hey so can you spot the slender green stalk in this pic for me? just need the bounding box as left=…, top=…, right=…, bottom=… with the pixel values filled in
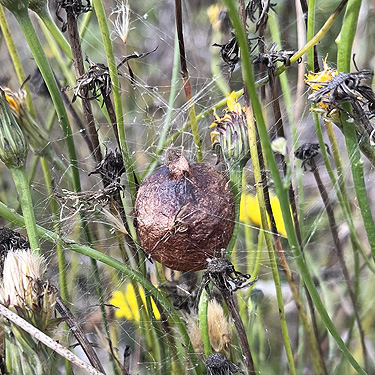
left=223, top=1, right=366, bottom=373
left=91, top=0, right=138, bottom=201
left=10, top=166, right=40, bottom=251
left=246, top=107, right=296, bottom=375
left=227, top=167, right=243, bottom=256
left=0, top=5, right=35, bottom=118
left=13, top=9, right=81, bottom=194
left=198, top=289, right=211, bottom=357
left=144, top=31, right=180, bottom=178
left=32, top=5, right=73, bottom=59
left=306, top=0, right=316, bottom=71
left=0, top=199, right=203, bottom=375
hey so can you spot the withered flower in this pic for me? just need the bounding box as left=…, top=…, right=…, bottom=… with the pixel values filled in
left=206, top=353, right=245, bottom=375
left=213, top=33, right=240, bottom=73
left=294, top=142, right=330, bottom=171
left=56, top=0, right=92, bottom=31
left=253, top=42, right=296, bottom=71
left=202, top=257, right=256, bottom=295
left=210, top=92, right=250, bottom=169
left=89, top=148, right=125, bottom=185
left=246, top=0, right=276, bottom=31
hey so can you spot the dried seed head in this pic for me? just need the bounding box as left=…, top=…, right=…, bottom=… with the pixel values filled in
left=0, top=249, right=57, bottom=332
left=135, top=148, right=235, bottom=271
left=205, top=353, right=245, bottom=374
left=208, top=299, right=232, bottom=353
left=111, top=0, right=131, bottom=44
left=0, top=227, right=29, bottom=275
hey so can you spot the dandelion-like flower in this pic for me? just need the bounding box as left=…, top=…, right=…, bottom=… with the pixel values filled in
left=111, top=0, right=131, bottom=43
left=210, top=92, right=250, bottom=168
left=110, top=283, right=160, bottom=321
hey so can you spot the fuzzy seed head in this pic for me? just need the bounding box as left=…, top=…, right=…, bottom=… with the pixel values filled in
left=111, top=0, right=131, bottom=43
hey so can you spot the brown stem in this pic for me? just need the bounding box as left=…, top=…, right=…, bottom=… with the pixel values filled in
left=66, top=11, right=102, bottom=165
left=222, top=290, right=256, bottom=374
left=56, top=297, right=106, bottom=374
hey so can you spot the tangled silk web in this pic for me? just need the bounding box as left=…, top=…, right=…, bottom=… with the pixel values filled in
left=1, top=1, right=375, bottom=374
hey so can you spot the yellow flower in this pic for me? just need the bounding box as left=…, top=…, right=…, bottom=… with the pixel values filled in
left=240, top=192, right=287, bottom=237
left=207, top=4, right=224, bottom=32
left=304, top=57, right=338, bottom=110
left=110, top=283, right=160, bottom=321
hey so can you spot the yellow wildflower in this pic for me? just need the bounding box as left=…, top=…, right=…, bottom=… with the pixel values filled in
left=304, top=57, right=338, bottom=110
left=240, top=192, right=287, bottom=237
left=110, top=283, right=160, bottom=321
left=207, top=4, right=224, bottom=32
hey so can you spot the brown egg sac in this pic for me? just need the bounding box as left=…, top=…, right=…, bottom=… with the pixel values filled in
left=134, top=149, right=235, bottom=272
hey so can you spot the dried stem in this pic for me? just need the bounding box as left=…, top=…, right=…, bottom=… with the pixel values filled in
left=175, top=0, right=202, bottom=162
left=222, top=290, right=255, bottom=374
left=66, top=11, right=102, bottom=165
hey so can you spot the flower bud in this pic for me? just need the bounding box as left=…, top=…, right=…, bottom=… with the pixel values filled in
left=0, top=89, right=28, bottom=169
left=2, top=86, right=50, bottom=156
left=210, top=92, right=250, bottom=169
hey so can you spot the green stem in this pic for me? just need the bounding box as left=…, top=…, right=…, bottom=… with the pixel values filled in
left=35, top=6, right=73, bottom=60
left=9, top=166, right=39, bottom=251
left=198, top=289, right=211, bottom=357
left=0, top=199, right=203, bottom=375
left=336, top=0, right=375, bottom=262
left=223, top=1, right=366, bottom=373
left=91, top=0, right=138, bottom=201
left=0, top=5, right=35, bottom=118
left=227, top=167, right=243, bottom=256
left=14, top=9, right=81, bottom=194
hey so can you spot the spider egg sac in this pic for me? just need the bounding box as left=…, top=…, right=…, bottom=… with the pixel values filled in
left=134, top=148, right=235, bottom=272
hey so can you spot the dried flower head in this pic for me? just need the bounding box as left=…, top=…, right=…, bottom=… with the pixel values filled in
left=246, top=0, right=276, bottom=31
left=210, top=92, right=250, bottom=168
left=111, top=0, right=131, bottom=44
left=64, top=56, right=112, bottom=102
left=253, top=42, right=297, bottom=72
left=205, top=353, right=245, bottom=375
left=213, top=33, right=240, bottom=73
left=0, top=227, right=29, bottom=275
left=208, top=299, right=232, bottom=353
left=294, top=142, right=330, bottom=171
left=202, top=257, right=256, bottom=295
left=0, top=249, right=57, bottom=332
left=89, top=148, right=125, bottom=185
left=56, top=0, right=92, bottom=32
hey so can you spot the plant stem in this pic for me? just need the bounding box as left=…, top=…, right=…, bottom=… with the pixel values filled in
left=0, top=5, right=35, bottom=117
left=175, top=0, right=202, bottom=162
left=14, top=9, right=81, bottom=194
left=10, top=166, right=39, bottom=252
left=223, top=1, right=366, bottom=373
left=198, top=289, right=211, bottom=357
left=92, top=0, right=138, bottom=202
